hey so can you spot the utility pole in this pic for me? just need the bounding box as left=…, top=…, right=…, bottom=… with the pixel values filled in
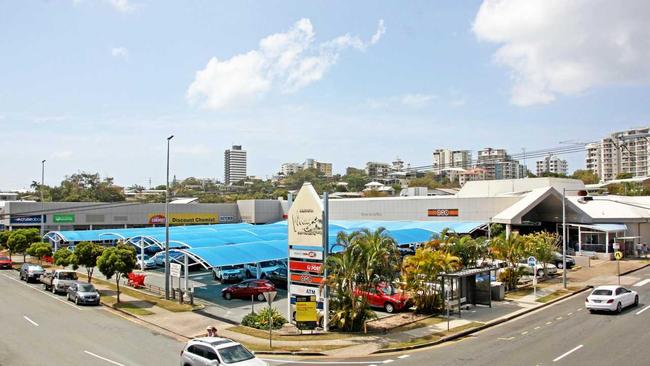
left=165, top=135, right=174, bottom=299
left=322, top=192, right=329, bottom=332
left=562, top=188, right=567, bottom=289
left=40, top=160, right=46, bottom=237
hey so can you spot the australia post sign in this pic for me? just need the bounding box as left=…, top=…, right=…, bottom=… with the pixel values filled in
left=288, top=182, right=324, bottom=248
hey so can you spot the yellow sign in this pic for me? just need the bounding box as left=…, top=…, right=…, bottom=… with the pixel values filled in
left=147, top=213, right=219, bottom=225
left=295, top=301, right=317, bottom=322
left=614, top=251, right=623, bottom=260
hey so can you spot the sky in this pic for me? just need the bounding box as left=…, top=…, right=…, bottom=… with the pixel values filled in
left=1, top=0, right=649, bottom=190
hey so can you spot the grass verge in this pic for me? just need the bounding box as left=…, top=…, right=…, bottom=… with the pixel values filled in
left=535, top=286, right=581, bottom=303
left=388, top=316, right=445, bottom=333
left=239, top=340, right=344, bottom=353
left=382, top=322, right=484, bottom=349
left=228, top=325, right=357, bottom=341
left=100, top=294, right=155, bottom=316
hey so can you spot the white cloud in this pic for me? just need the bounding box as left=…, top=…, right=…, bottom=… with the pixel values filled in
left=367, top=93, right=437, bottom=109
left=34, top=116, right=68, bottom=124
left=401, top=93, right=436, bottom=108
left=371, top=19, right=386, bottom=45
left=187, top=18, right=385, bottom=110
left=52, top=151, right=73, bottom=160
left=473, top=0, right=650, bottom=106
left=111, top=47, right=129, bottom=59
left=107, top=0, right=138, bottom=13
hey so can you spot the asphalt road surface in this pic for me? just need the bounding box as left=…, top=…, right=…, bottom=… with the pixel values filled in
left=265, top=265, right=650, bottom=366
left=0, top=270, right=184, bottom=366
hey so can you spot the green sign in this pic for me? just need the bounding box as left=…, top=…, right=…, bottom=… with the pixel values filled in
left=53, top=214, right=75, bottom=223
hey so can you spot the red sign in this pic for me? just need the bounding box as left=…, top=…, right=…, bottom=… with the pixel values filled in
left=289, top=261, right=323, bottom=274
left=290, top=273, right=324, bottom=285
left=428, top=209, right=459, bottom=217
left=148, top=214, right=166, bottom=224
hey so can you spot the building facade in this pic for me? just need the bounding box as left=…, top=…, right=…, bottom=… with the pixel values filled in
left=304, top=159, right=333, bottom=177
left=536, top=155, right=568, bottom=176
left=586, top=127, right=650, bottom=182
left=224, top=145, right=247, bottom=185
left=476, top=148, right=525, bottom=180
left=432, top=149, right=472, bottom=174
left=366, top=162, right=392, bottom=178
left=281, top=163, right=303, bottom=176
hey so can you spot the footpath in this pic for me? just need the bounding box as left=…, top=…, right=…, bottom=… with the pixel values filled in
left=10, top=256, right=650, bottom=356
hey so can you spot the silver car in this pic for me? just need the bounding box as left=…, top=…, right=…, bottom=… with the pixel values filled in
left=19, top=263, right=45, bottom=283
left=180, top=337, right=267, bottom=366
left=66, top=281, right=100, bottom=305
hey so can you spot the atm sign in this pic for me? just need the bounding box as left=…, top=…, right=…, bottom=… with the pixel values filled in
left=289, top=261, right=323, bottom=274
left=428, top=209, right=459, bottom=217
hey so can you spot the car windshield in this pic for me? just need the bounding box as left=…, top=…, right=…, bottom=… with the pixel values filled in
left=78, top=284, right=96, bottom=292
left=217, top=345, right=254, bottom=364
left=0, top=256, right=9, bottom=261
left=28, top=265, right=43, bottom=271
left=222, top=265, right=238, bottom=270
left=380, top=286, right=397, bottom=296
left=592, top=289, right=613, bottom=296
left=59, top=272, right=78, bottom=280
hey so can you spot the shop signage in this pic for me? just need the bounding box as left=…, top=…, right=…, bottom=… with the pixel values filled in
left=288, top=183, right=324, bottom=248
left=147, top=213, right=219, bottom=225
left=289, top=260, right=323, bottom=274
left=290, top=284, right=324, bottom=301
left=10, top=215, right=43, bottom=224
left=427, top=209, right=459, bottom=217
left=289, top=248, right=323, bottom=261
left=290, top=273, right=324, bottom=285
left=295, top=296, right=318, bottom=322
left=170, top=263, right=181, bottom=278
left=53, top=214, right=75, bottom=223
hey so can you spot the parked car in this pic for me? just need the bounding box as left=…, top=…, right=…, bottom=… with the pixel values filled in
left=267, top=267, right=288, bottom=289
left=586, top=285, right=639, bottom=313
left=180, top=337, right=267, bottom=366
left=398, top=247, right=415, bottom=258
left=551, top=252, right=575, bottom=269
left=0, top=256, right=12, bottom=269
left=66, top=281, right=100, bottom=305
left=19, top=263, right=45, bottom=282
left=222, top=279, right=276, bottom=301
left=214, top=265, right=246, bottom=283
left=136, top=254, right=157, bottom=270
left=152, top=251, right=183, bottom=267
left=245, top=260, right=286, bottom=279
left=354, top=283, right=411, bottom=313
left=517, top=261, right=558, bottom=277
left=40, top=269, right=78, bottom=294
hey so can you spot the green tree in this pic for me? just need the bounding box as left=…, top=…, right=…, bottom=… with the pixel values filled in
left=74, top=241, right=104, bottom=283
left=443, top=234, right=487, bottom=268
left=489, top=233, right=527, bottom=290
left=616, top=172, right=633, bottom=180
left=7, top=232, right=30, bottom=262
left=26, top=242, right=53, bottom=264
left=0, top=231, right=10, bottom=252
left=53, top=247, right=78, bottom=269
left=524, top=232, right=558, bottom=278
left=571, top=169, right=599, bottom=184
left=402, top=248, right=460, bottom=313
left=97, top=243, right=137, bottom=303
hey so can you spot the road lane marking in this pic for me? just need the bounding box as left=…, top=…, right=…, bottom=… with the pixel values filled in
left=556, top=317, right=563, bottom=320
left=636, top=305, right=650, bottom=315
left=553, top=345, right=583, bottom=362
left=1, top=273, right=85, bottom=311
left=263, top=359, right=394, bottom=365
left=546, top=321, right=552, bottom=325
left=577, top=308, right=583, bottom=311
left=23, top=316, right=39, bottom=327
left=498, top=337, right=515, bottom=341
left=83, top=351, right=125, bottom=366
left=521, top=331, right=528, bottom=335
left=397, top=355, right=410, bottom=359
left=633, top=279, right=650, bottom=287
left=534, top=326, right=541, bottom=330
left=567, top=312, right=573, bottom=316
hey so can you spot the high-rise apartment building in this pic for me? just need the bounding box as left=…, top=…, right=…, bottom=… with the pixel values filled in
left=432, top=149, right=472, bottom=174
left=224, top=145, right=247, bottom=185
left=586, top=127, right=650, bottom=182
left=304, top=159, right=333, bottom=177
left=366, top=162, right=392, bottom=178
left=536, top=155, right=568, bottom=176
left=281, top=163, right=303, bottom=176
left=476, top=147, right=525, bottom=180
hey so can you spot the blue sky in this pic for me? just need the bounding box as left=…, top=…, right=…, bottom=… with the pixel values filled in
left=1, top=0, right=648, bottom=189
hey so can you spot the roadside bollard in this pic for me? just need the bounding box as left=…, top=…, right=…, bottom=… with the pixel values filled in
left=179, top=289, right=184, bottom=304
left=189, top=287, right=194, bottom=306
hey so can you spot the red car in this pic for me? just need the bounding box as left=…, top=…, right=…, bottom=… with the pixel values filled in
left=0, top=256, right=12, bottom=270
left=222, top=279, right=276, bottom=301
left=355, top=284, right=411, bottom=313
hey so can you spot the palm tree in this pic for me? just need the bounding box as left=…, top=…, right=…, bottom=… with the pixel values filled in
left=402, top=248, right=460, bottom=313
left=489, top=233, right=527, bottom=290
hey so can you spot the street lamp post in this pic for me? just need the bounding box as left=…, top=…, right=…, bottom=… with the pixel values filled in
left=164, top=135, right=174, bottom=300
left=40, top=160, right=46, bottom=237
left=562, top=188, right=567, bottom=289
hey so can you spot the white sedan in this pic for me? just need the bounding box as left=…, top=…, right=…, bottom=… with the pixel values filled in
left=585, top=285, right=639, bottom=313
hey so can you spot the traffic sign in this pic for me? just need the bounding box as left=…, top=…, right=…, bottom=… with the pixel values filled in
left=289, top=260, right=323, bottom=274
left=263, top=291, right=277, bottom=304
left=527, top=256, right=537, bottom=267
left=170, top=263, right=181, bottom=278
left=615, top=251, right=623, bottom=260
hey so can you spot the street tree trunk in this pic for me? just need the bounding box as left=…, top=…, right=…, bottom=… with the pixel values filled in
left=87, top=268, right=94, bottom=283
left=116, top=274, right=121, bottom=303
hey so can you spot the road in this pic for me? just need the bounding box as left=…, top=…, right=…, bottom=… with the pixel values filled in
left=0, top=270, right=183, bottom=366
left=266, top=265, right=650, bottom=366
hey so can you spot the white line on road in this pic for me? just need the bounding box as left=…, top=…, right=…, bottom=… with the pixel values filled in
left=553, top=345, right=583, bottom=362
left=263, top=359, right=394, bottom=365
left=567, top=312, right=573, bottom=316
left=546, top=321, right=552, bottom=325
left=636, top=305, right=650, bottom=315
left=633, top=279, right=650, bottom=287
left=521, top=331, right=528, bottom=335
left=0, top=273, right=84, bottom=311
left=577, top=308, right=583, bottom=312
left=23, top=316, right=39, bottom=327
left=534, top=326, right=541, bottom=330
left=84, top=351, right=125, bottom=366
left=498, top=337, right=515, bottom=341
left=397, top=355, right=410, bottom=359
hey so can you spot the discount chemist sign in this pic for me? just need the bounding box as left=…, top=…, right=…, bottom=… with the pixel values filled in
left=147, top=213, right=219, bottom=225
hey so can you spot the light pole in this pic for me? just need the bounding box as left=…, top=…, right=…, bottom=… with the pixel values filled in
left=164, top=135, right=174, bottom=300
left=562, top=188, right=567, bottom=289
left=40, top=160, right=46, bottom=237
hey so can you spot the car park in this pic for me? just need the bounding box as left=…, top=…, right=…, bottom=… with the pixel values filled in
left=221, top=279, right=276, bottom=301
left=0, top=256, right=13, bottom=269
left=354, top=283, right=411, bottom=313
left=214, top=265, right=246, bottom=283
left=136, top=254, right=157, bottom=269
left=19, top=263, right=45, bottom=282
left=67, top=281, right=100, bottom=305
left=180, top=337, right=267, bottom=366
left=586, top=285, right=639, bottom=313
left=551, top=252, right=575, bottom=269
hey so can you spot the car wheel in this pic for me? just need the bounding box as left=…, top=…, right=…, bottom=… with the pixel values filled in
left=67, top=293, right=71, bottom=301
left=52, top=286, right=57, bottom=294
left=260, top=273, right=266, bottom=279
left=257, top=293, right=265, bottom=302
left=384, top=302, right=395, bottom=313
left=43, top=284, right=48, bottom=291
left=292, top=311, right=296, bottom=321
left=589, top=309, right=595, bottom=314
left=245, top=270, right=252, bottom=278
left=536, top=269, right=544, bottom=278
left=634, top=295, right=639, bottom=307
left=75, top=297, right=80, bottom=305
left=224, top=292, right=232, bottom=300
left=557, top=262, right=563, bottom=269
left=616, top=302, right=622, bottom=313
